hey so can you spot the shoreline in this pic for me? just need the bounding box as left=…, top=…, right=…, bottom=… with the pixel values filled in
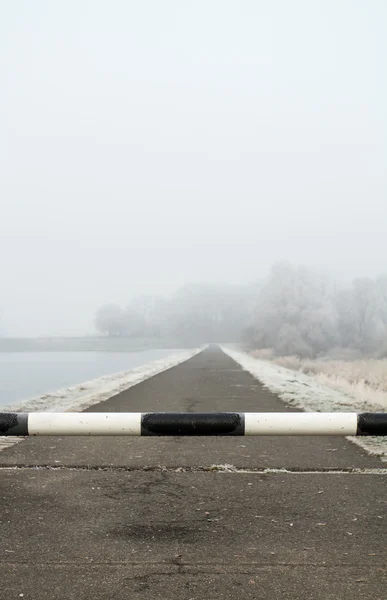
left=0, top=336, right=192, bottom=353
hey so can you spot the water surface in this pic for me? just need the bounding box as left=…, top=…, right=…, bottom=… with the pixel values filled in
left=0, top=350, right=175, bottom=407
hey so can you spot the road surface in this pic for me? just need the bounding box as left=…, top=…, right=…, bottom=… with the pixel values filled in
left=0, top=347, right=385, bottom=599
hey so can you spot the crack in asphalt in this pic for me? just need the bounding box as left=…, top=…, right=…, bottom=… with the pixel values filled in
left=0, top=464, right=387, bottom=474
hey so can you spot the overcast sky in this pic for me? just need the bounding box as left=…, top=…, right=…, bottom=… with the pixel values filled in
left=1, top=0, right=386, bottom=336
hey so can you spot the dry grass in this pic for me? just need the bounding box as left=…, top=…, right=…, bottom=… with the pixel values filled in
left=258, top=353, right=387, bottom=411
left=273, top=356, right=387, bottom=389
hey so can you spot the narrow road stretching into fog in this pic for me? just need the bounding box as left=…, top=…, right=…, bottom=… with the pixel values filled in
left=0, top=347, right=385, bottom=599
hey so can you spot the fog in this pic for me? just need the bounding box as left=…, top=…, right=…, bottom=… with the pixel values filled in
left=92, top=267, right=387, bottom=358
left=1, top=1, right=386, bottom=337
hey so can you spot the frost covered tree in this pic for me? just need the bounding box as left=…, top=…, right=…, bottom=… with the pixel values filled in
left=128, top=295, right=168, bottom=337
left=93, top=266, right=387, bottom=354
left=94, top=304, right=126, bottom=336
left=248, top=263, right=338, bottom=357
left=335, top=277, right=387, bottom=354
left=246, top=263, right=387, bottom=357
left=167, top=283, right=254, bottom=343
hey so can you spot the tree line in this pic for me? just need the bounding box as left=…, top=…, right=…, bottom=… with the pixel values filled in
left=95, top=283, right=258, bottom=346
left=95, top=263, right=387, bottom=358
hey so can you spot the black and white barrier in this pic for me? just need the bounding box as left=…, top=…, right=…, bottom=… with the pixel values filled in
left=1, top=412, right=387, bottom=436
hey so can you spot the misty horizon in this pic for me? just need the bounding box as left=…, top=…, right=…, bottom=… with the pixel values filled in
left=1, top=1, right=386, bottom=337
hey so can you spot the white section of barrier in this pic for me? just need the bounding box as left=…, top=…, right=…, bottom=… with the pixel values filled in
left=25, top=412, right=361, bottom=436
left=28, top=412, right=142, bottom=436
left=244, top=412, right=358, bottom=436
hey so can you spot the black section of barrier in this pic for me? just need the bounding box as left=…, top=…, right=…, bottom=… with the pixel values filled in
left=0, top=413, right=28, bottom=436
left=141, top=412, right=245, bottom=436
left=357, top=413, right=387, bottom=436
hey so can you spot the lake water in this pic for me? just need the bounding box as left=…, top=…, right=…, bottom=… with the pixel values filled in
left=0, top=350, right=176, bottom=408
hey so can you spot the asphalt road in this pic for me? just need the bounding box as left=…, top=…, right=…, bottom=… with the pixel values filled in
left=0, top=346, right=386, bottom=599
